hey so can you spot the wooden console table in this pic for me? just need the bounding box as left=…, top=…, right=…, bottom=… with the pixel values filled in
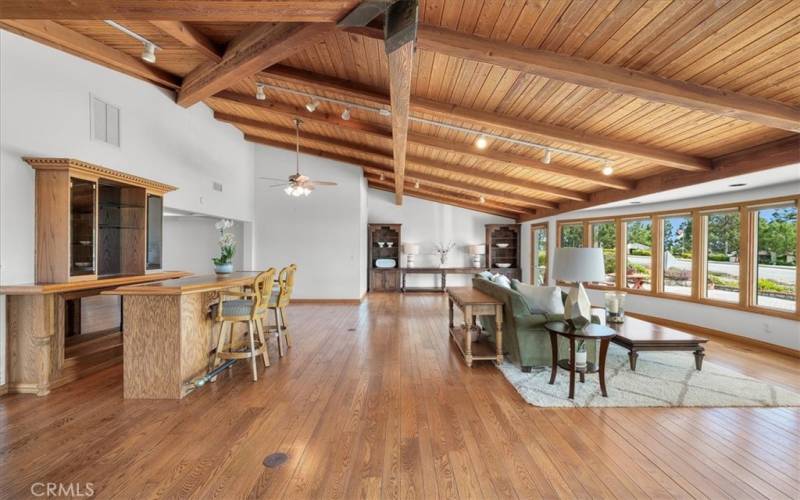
left=402, top=267, right=483, bottom=292
left=446, top=287, right=503, bottom=367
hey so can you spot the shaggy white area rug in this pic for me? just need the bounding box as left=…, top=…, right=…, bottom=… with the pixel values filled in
left=498, top=344, right=800, bottom=408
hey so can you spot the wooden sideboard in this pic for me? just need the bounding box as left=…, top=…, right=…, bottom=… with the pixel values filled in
left=401, top=267, right=485, bottom=292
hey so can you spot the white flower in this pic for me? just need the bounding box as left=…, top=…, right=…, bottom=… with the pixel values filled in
left=219, top=233, right=235, bottom=247
left=215, top=219, right=234, bottom=230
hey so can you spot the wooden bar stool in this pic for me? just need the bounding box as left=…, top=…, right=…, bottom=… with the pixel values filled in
left=267, top=264, right=296, bottom=357
left=210, top=268, right=275, bottom=381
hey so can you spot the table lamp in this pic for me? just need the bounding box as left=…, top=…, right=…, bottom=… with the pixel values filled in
left=553, top=247, right=605, bottom=329
left=468, top=244, right=485, bottom=268
left=403, top=243, right=420, bottom=268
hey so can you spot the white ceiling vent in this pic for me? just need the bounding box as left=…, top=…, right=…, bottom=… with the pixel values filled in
left=90, top=95, right=120, bottom=147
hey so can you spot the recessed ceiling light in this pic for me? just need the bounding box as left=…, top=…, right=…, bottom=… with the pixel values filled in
left=729, top=183, right=747, bottom=187
left=255, top=83, right=266, bottom=101
left=141, top=42, right=156, bottom=63
left=475, top=135, right=488, bottom=149
left=305, top=100, right=320, bottom=112
left=542, top=149, right=552, bottom=164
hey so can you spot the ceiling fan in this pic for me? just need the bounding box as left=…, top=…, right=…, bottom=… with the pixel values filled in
left=258, top=118, right=337, bottom=197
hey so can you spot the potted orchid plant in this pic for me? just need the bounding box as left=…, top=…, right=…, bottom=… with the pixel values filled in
left=212, top=219, right=236, bottom=275
left=434, top=241, right=456, bottom=268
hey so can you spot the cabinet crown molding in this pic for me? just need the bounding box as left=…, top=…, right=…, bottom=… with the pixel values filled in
left=23, top=157, right=178, bottom=195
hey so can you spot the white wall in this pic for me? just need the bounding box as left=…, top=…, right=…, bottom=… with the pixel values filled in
left=0, top=31, right=256, bottom=384
left=162, top=217, right=245, bottom=275
left=368, top=190, right=514, bottom=287
left=522, top=182, right=800, bottom=350
left=252, top=144, right=366, bottom=300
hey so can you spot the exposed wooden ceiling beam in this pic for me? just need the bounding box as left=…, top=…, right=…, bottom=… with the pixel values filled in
left=352, top=24, right=800, bottom=133
left=215, top=111, right=558, bottom=209
left=150, top=21, right=223, bottom=63
left=216, top=111, right=578, bottom=202
left=211, top=91, right=627, bottom=191
left=418, top=25, right=800, bottom=133
left=259, top=64, right=710, bottom=172
left=0, top=1, right=359, bottom=21
left=368, top=179, right=521, bottom=219
left=178, top=22, right=333, bottom=107
left=384, top=0, right=418, bottom=206
left=243, top=133, right=525, bottom=218
left=521, top=135, right=800, bottom=221
left=0, top=20, right=181, bottom=89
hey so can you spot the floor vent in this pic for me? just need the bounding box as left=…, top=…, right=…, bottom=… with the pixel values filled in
left=263, top=453, right=288, bottom=468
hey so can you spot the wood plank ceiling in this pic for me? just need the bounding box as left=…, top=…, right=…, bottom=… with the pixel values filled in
left=1, top=0, right=798, bottom=220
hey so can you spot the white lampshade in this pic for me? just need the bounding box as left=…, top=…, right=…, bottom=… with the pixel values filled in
left=403, top=243, right=420, bottom=255
left=468, top=244, right=486, bottom=256
left=553, top=247, right=605, bottom=283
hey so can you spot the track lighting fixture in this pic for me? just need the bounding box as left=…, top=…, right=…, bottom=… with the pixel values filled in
left=341, top=108, right=351, bottom=120
left=379, top=173, right=385, bottom=181
left=543, top=149, right=551, bottom=165
left=141, top=42, right=157, bottom=63
left=255, top=83, right=266, bottom=101
left=602, top=162, right=614, bottom=176
left=475, top=135, right=488, bottom=149
left=479, top=195, right=486, bottom=204
left=379, top=108, right=391, bottom=117
left=305, top=100, right=320, bottom=112
left=414, top=180, right=420, bottom=189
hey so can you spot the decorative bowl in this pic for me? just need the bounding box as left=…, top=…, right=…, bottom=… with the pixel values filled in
left=377, top=241, right=385, bottom=248
left=496, top=263, right=512, bottom=268
left=496, top=243, right=510, bottom=248
left=375, top=258, right=397, bottom=268
left=386, top=242, right=394, bottom=248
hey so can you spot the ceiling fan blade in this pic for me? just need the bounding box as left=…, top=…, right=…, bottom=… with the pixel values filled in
left=258, top=177, right=289, bottom=182
left=269, top=183, right=289, bottom=188
left=309, top=181, right=338, bottom=186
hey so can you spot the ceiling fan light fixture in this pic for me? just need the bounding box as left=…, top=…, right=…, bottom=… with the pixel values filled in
left=141, top=42, right=157, bottom=63
left=305, top=100, right=320, bottom=112
left=475, top=135, right=488, bottom=149
left=341, top=108, right=351, bottom=120
left=255, top=82, right=266, bottom=101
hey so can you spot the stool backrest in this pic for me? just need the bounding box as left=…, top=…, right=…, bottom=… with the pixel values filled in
left=253, top=268, right=277, bottom=312
left=275, top=264, right=297, bottom=308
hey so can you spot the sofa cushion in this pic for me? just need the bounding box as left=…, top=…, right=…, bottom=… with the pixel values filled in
left=210, top=299, right=266, bottom=318
left=511, top=280, right=564, bottom=315
left=493, top=274, right=512, bottom=289
left=477, top=270, right=493, bottom=280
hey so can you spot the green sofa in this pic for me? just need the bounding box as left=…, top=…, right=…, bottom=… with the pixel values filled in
left=472, top=275, right=598, bottom=371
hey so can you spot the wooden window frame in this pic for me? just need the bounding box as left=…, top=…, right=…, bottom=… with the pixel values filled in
left=552, top=195, right=798, bottom=321
left=530, top=223, right=549, bottom=286
left=587, top=219, right=617, bottom=289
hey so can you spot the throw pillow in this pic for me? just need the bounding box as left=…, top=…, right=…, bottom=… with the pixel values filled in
left=511, top=280, right=564, bottom=315
left=477, top=270, right=493, bottom=280
left=493, top=274, right=512, bottom=289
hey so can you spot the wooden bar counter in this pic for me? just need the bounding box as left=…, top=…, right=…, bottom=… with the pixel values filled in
left=105, top=272, right=260, bottom=399
left=1, top=271, right=189, bottom=395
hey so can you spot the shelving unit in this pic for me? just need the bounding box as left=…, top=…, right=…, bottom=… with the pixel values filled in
left=486, top=224, right=521, bottom=280
left=368, top=223, right=401, bottom=291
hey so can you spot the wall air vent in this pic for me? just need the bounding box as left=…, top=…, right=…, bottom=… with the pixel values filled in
left=90, top=95, right=120, bottom=147
left=212, top=182, right=223, bottom=192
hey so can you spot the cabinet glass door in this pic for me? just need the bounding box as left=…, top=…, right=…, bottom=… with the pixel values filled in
left=146, top=194, right=163, bottom=270
left=70, top=178, right=96, bottom=276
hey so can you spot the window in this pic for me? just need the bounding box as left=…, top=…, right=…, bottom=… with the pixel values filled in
left=590, top=221, right=616, bottom=286
left=704, top=211, right=740, bottom=303
left=531, top=224, right=548, bottom=285
left=662, top=214, right=693, bottom=295
left=560, top=223, right=583, bottom=248
left=624, top=218, right=652, bottom=291
left=754, top=205, right=796, bottom=312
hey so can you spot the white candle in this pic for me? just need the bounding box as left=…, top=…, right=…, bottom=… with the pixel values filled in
left=608, top=298, right=619, bottom=314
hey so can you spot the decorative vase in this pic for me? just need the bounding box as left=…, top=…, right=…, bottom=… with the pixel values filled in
left=575, top=350, right=587, bottom=369
left=214, top=262, right=233, bottom=275
left=604, top=291, right=626, bottom=323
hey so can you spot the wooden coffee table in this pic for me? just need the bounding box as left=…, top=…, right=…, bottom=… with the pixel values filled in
left=545, top=322, right=616, bottom=399
left=608, top=316, right=708, bottom=371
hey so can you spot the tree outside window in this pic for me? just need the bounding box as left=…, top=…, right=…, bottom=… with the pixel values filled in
left=755, top=206, right=796, bottom=311
left=590, top=221, right=616, bottom=285
left=560, top=223, right=583, bottom=248
left=705, top=211, right=740, bottom=302
left=625, top=219, right=652, bottom=290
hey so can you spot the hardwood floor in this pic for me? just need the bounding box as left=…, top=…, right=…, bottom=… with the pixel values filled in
left=1, top=293, right=798, bottom=499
